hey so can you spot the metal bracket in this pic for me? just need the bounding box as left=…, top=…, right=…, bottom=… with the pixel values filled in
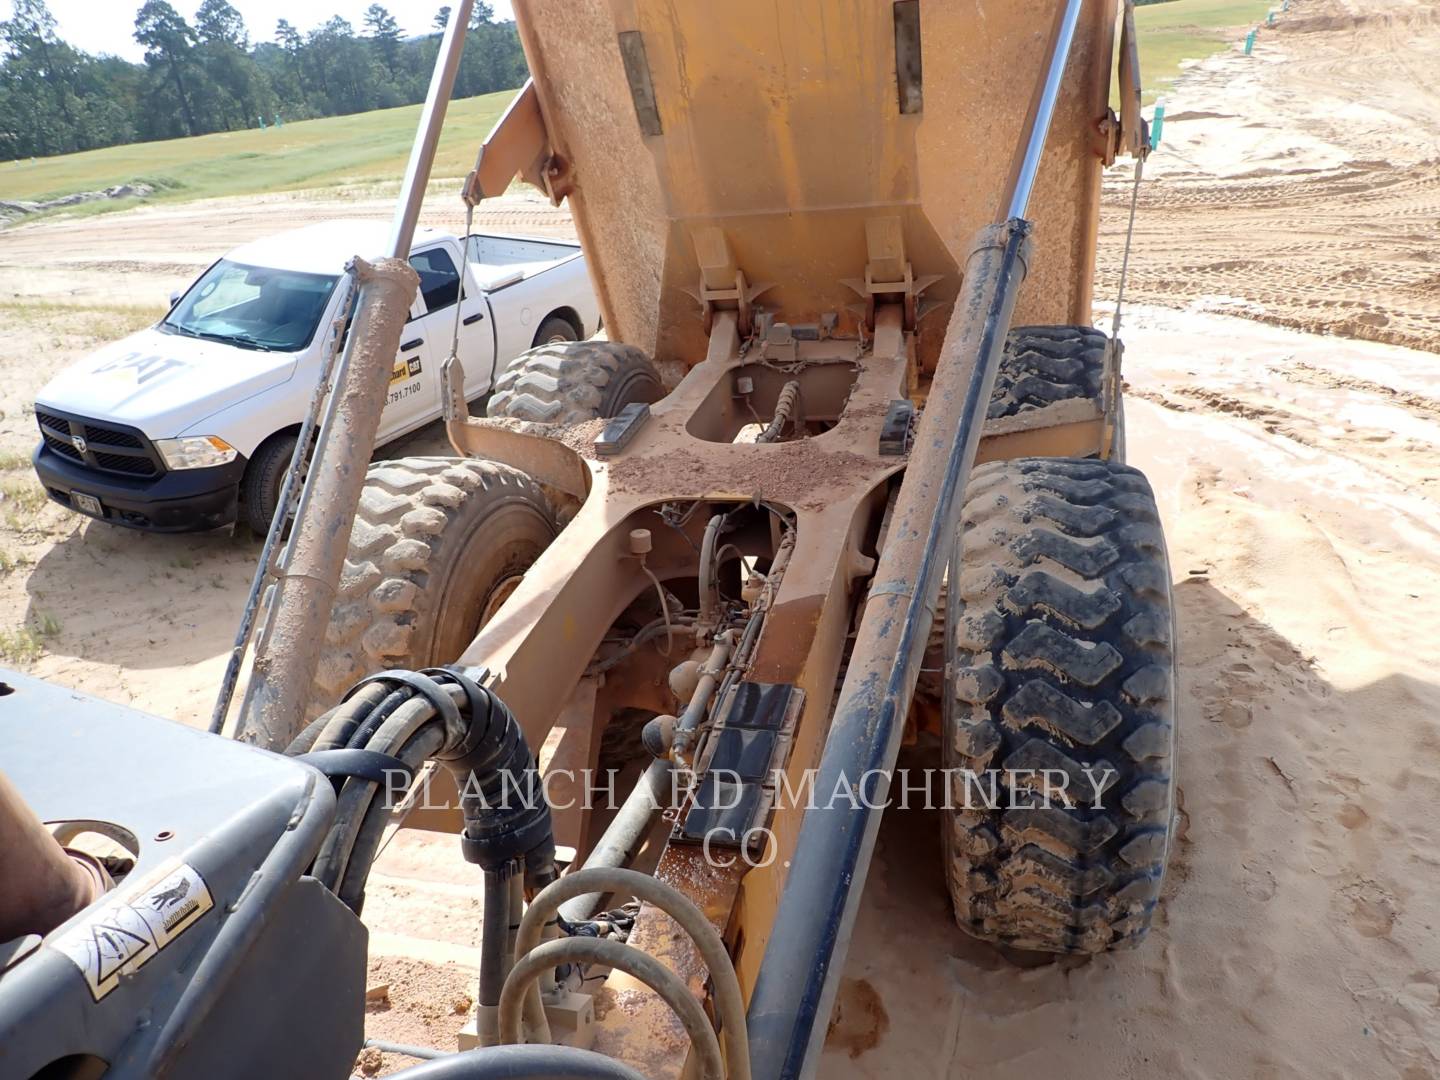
left=464, top=79, right=555, bottom=205
left=441, top=354, right=469, bottom=424
left=594, top=403, right=651, bottom=456
left=690, top=227, right=774, bottom=337
left=879, top=399, right=916, bottom=456
left=841, top=216, right=943, bottom=332
left=1111, top=0, right=1150, bottom=164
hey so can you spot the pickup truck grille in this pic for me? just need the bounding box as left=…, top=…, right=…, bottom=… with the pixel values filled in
left=35, top=408, right=163, bottom=479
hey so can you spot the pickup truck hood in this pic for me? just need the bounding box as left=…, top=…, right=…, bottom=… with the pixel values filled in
left=35, top=327, right=298, bottom=438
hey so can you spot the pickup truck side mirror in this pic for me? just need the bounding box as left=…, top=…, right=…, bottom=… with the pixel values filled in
left=169, top=289, right=181, bottom=308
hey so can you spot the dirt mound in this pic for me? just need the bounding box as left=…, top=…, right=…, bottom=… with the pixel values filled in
left=0, top=183, right=155, bottom=223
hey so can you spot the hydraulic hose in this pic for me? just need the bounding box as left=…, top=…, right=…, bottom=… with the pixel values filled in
left=310, top=681, right=392, bottom=751
left=294, top=668, right=561, bottom=1057
left=500, top=938, right=725, bottom=1080
left=510, top=867, right=749, bottom=1080
left=478, top=864, right=514, bottom=1046
left=284, top=710, right=335, bottom=756
left=336, top=723, right=447, bottom=912
left=313, top=690, right=451, bottom=892
left=756, top=380, right=801, bottom=443
left=698, top=513, right=725, bottom=626
left=671, top=633, right=735, bottom=759
left=426, top=675, right=555, bottom=881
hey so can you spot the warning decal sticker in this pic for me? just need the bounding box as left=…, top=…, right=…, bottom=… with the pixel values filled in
left=47, top=858, right=214, bottom=1001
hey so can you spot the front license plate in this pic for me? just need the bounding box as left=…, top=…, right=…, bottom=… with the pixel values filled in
left=72, top=492, right=103, bottom=517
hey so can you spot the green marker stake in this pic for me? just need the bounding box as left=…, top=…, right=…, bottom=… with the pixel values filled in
left=1151, top=99, right=1166, bottom=150
left=1267, top=10, right=1276, bottom=25
left=1246, top=28, right=1258, bottom=54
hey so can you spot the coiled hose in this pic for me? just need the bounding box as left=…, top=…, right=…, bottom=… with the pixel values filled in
left=500, top=867, right=750, bottom=1080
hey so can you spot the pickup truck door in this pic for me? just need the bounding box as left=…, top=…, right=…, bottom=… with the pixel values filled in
left=407, top=244, right=496, bottom=417
left=377, top=288, right=434, bottom=440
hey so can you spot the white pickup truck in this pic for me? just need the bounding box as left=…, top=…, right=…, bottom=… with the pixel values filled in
left=31, top=220, right=597, bottom=532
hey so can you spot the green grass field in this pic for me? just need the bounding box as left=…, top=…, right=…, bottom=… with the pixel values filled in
left=1133, top=0, right=1278, bottom=103
left=0, top=89, right=513, bottom=210
left=0, top=3, right=1279, bottom=213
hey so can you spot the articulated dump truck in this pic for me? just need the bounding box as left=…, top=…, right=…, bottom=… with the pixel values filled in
left=0, top=2, right=1167, bottom=1078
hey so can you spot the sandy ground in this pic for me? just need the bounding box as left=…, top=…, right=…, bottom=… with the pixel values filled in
left=3, top=1, right=1439, bottom=1076
left=0, top=184, right=568, bottom=724
left=1097, top=0, right=1440, bottom=354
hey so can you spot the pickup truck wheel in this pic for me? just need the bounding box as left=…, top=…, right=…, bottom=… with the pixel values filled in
left=239, top=432, right=299, bottom=535
left=308, top=457, right=556, bottom=718
left=533, top=315, right=579, bottom=346
left=943, top=456, right=1176, bottom=954
left=486, top=341, right=664, bottom=425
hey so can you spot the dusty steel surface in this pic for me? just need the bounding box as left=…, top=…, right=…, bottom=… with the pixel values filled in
left=510, top=0, right=1118, bottom=370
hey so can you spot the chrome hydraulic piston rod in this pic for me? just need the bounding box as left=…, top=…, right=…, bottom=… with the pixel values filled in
left=744, top=1, right=1086, bottom=1074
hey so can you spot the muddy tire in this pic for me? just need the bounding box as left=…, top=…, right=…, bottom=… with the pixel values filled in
left=308, top=457, right=556, bottom=718
left=943, top=456, right=1176, bottom=954
left=486, top=341, right=664, bottom=425
left=988, top=325, right=1107, bottom=421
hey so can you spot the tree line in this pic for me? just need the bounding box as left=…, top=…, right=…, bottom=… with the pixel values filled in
left=0, top=0, right=528, bottom=161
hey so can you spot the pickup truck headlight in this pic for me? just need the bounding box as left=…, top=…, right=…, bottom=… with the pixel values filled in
left=155, top=436, right=238, bottom=470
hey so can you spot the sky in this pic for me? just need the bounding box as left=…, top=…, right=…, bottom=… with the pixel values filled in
left=45, top=0, right=517, bottom=63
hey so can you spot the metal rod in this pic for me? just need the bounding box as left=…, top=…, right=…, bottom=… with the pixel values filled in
left=556, top=758, right=673, bottom=924
left=745, top=224, right=1032, bottom=1080
left=362, top=1040, right=446, bottom=1061
left=1006, top=0, right=1086, bottom=220
left=231, top=4, right=475, bottom=750
left=232, top=261, right=418, bottom=750
left=389, top=0, right=477, bottom=259
left=209, top=274, right=357, bottom=734
left=746, top=11, right=1085, bottom=1070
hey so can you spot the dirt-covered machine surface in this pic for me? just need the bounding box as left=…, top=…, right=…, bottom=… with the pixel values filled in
left=0, top=2, right=1170, bottom=1078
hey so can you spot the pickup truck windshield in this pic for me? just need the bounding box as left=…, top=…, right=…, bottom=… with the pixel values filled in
left=162, top=260, right=340, bottom=353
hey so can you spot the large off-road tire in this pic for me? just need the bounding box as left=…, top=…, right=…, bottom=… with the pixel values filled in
left=308, top=457, right=556, bottom=717
left=943, top=456, right=1175, bottom=954
left=987, top=325, right=1106, bottom=421
left=487, top=341, right=664, bottom=425
left=985, top=324, right=1125, bottom=463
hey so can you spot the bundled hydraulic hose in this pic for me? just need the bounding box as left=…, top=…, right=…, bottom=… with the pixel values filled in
left=434, top=671, right=556, bottom=888
left=290, top=667, right=556, bottom=915
left=293, top=667, right=560, bottom=1047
